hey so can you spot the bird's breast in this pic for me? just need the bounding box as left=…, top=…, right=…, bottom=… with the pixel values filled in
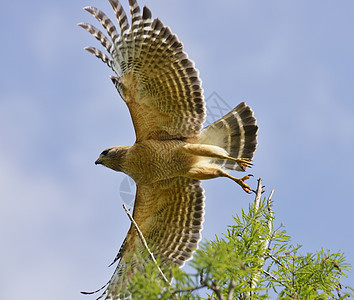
left=123, top=140, right=195, bottom=185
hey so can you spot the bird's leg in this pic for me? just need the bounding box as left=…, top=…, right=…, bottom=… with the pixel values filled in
left=186, top=164, right=252, bottom=194
left=182, top=144, right=252, bottom=170
left=227, top=157, right=252, bottom=171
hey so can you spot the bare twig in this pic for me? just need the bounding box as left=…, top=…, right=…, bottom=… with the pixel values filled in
left=122, top=204, right=173, bottom=290
left=267, top=190, right=274, bottom=207
left=254, top=178, right=265, bottom=210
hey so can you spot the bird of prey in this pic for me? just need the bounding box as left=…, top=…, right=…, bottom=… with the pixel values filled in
left=79, top=0, right=258, bottom=298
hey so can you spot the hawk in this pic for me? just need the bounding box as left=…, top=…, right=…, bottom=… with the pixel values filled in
left=79, top=0, right=258, bottom=298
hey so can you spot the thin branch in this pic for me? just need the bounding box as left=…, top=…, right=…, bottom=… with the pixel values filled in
left=248, top=180, right=275, bottom=300
left=172, top=284, right=207, bottom=295
left=227, top=279, right=237, bottom=300
left=262, top=269, right=289, bottom=289
left=247, top=178, right=266, bottom=299
left=267, top=253, right=286, bottom=269
left=267, top=190, right=274, bottom=207
left=122, top=204, right=173, bottom=291
left=263, top=189, right=274, bottom=252
left=210, top=281, right=225, bottom=300
left=254, top=178, right=265, bottom=210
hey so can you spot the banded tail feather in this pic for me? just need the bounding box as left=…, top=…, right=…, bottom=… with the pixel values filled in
left=198, top=102, right=258, bottom=171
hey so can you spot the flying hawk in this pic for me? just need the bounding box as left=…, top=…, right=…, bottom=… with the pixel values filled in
left=79, top=0, right=258, bottom=298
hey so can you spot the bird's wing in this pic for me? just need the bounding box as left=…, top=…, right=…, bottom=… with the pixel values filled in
left=102, top=176, right=205, bottom=298
left=79, top=0, right=205, bottom=141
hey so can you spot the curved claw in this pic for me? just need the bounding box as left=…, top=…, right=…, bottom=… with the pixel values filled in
left=235, top=158, right=253, bottom=171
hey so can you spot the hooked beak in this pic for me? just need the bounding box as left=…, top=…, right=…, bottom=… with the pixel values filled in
left=95, top=158, right=102, bottom=165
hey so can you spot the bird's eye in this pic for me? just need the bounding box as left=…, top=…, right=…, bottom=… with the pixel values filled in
left=102, top=149, right=110, bottom=156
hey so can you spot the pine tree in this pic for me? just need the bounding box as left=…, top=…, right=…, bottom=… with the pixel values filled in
left=122, top=179, right=353, bottom=299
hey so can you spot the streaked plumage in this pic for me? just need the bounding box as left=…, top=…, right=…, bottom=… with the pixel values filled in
left=79, top=0, right=258, bottom=298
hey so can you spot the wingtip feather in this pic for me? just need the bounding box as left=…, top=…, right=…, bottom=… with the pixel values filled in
left=142, top=6, right=152, bottom=20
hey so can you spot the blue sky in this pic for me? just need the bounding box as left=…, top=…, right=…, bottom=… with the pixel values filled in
left=1, top=0, right=354, bottom=299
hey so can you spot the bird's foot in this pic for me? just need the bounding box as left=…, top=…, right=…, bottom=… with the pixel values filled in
left=231, top=174, right=252, bottom=193
left=235, top=158, right=253, bottom=171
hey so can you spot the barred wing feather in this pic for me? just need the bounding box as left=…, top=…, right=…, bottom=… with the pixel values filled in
left=80, top=0, right=205, bottom=142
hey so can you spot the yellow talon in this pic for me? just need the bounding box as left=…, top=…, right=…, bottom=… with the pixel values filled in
left=235, top=158, right=253, bottom=170
left=226, top=174, right=252, bottom=193
left=238, top=175, right=252, bottom=193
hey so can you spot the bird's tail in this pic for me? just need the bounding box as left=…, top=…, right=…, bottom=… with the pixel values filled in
left=197, top=102, right=258, bottom=171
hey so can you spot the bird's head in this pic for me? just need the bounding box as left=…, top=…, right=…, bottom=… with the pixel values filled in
left=95, top=146, right=130, bottom=172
